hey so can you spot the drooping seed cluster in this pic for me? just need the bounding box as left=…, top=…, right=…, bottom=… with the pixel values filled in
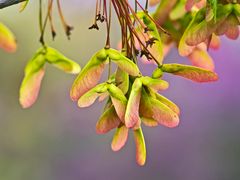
left=0, top=0, right=239, bottom=166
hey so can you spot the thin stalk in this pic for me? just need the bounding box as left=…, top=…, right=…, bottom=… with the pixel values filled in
left=39, top=0, right=45, bottom=46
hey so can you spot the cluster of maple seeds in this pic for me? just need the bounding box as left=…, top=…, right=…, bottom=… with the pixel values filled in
left=70, top=0, right=220, bottom=166
left=0, top=0, right=239, bottom=166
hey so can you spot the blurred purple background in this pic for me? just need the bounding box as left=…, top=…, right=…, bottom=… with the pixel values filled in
left=0, top=1, right=240, bottom=180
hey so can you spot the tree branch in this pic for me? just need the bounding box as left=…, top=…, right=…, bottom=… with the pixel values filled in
left=0, top=0, right=26, bottom=9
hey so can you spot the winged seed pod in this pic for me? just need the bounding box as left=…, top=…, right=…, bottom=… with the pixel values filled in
left=75, top=65, right=182, bottom=165
left=154, top=93, right=180, bottom=115
left=107, top=83, right=128, bottom=122
left=161, top=63, right=219, bottom=82
left=133, top=128, right=147, bottom=166
left=115, top=68, right=129, bottom=95
left=111, top=124, right=129, bottom=152
left=20, top=46, right=80, bottom=108
left=188, top=47, right=215, bottom=71
left=73, top=52, right=219, bottom=164
left=125, top=78, right=143, bottom=128
left=70, top=48, right=140, bottom=101
left=45, top=47, right=81, bottom=74
left=4, top=0, right=237, bottom=167
left=135, top=12, right=164, bottom=64
left=77, top=83, right=109, bottom=108
left=185, top=4, right=233, bottom=46
left=108, top=49, right=141, bottom=76
left=140, top=88, right=180, bottom=128
left=0, top=22, right=17, bottom=52
left=70, top=49, right=108, bottom=101
left=96, top=105, right=121, bottom=134
left=19, top=51, right=46, bottom=108
left=179, top=3, right=239, bottom=57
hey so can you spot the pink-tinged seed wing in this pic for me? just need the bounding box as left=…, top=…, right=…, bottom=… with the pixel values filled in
left=141, top=76, right=169, bottom=91
left=98, top=92, right=109, bottom=102
left=221, top=15, right=240, bottom=40
left=215, top=14, right=239, bottom=39
left=108, top=48, right=141, bottom=77
left=132, top=118, right=142, bottom=130
left=155, top=93, right=180, bottom=115
left=70, top=49, right=108, bottom=101
left=111, top=124, right=129, bottom=152
left=178, top=8, right=206, bottom=56
left=185, top=20, right=213, bottom=46
left=96, top=105, right=121, bottom=134
left=19, top=53, right=46, bottom=108
left=20, top=69, right=45, bottom=109
left=115, top=68, right=129, bottom=95
left=139, top=89, right=154, bottom=119
left=225, top=26, right=239, bottom=40
left=78, top=83, right=108, bottom=107
left=141, top=117, right=158, bottom=127
left=185, top=4, right=232, bottom=46
left=150, top=96, right=180, bottom=128
left=209, top=34, right=221, bottom=50
left=108, top=84, right=127, bottom=122
left=133, top=128, right=146, bottom=166
left=142, top=14, right=164, bottom=64
left=188, top=48, right=215, bottom=71
left=134, top=12, right=164, bottom=64
left=161, top=64, right=218, bottom=82
left=140, top=90, right=179, bottom=128
left=125, top=78, right=142, bottom=128
left=45, top=47, right=81, bottom=74
left=0, top=22, right=17, bottom=53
